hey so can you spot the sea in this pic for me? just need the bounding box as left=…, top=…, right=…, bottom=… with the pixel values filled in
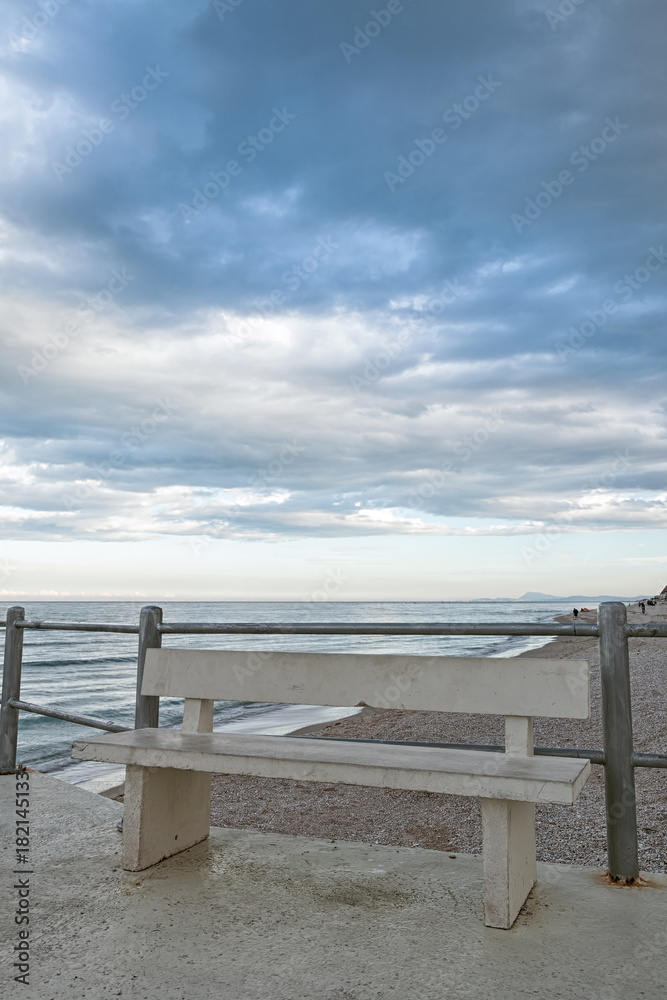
left=5, top=600, right=583, bottom=791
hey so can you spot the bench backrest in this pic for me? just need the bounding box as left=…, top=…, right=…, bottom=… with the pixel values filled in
left=143, top=649, right=589, bottom=719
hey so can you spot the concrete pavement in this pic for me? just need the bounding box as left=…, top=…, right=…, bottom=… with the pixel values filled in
left=1, top=771, right=665, bottom=999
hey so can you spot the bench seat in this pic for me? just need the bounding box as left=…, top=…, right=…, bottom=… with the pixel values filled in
left=72, top=728, right=590, bottom=805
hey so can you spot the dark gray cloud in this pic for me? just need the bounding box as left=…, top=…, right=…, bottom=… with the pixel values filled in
left=0, top=0, right=666, bottom=545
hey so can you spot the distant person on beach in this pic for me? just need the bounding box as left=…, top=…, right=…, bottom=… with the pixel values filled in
left=573, top=608, right=579, bottom=618
left=640, top=602, right=646, bottom=614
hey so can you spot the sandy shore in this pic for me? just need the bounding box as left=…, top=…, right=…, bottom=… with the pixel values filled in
left=205, top=602, right=667, bottom=872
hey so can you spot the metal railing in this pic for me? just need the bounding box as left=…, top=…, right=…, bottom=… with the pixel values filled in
left=1, top=601, right=666, bottom=883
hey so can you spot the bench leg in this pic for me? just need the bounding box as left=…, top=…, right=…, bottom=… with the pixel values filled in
left=480, top=799, right=536, bottom=929
left=122, top=765, right=211, bottom=871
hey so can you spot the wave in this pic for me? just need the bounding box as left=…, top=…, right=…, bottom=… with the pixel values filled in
left=22, top=655, right=136, bottom=669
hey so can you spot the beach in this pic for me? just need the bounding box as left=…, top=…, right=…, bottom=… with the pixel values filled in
left=203, top=603, right=667, bottom=872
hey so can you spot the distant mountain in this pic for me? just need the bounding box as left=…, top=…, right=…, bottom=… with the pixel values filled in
left=518, top=592, right=651, bottom=602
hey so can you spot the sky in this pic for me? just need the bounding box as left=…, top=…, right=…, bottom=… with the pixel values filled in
left=0, top=0, right=666, bottom=601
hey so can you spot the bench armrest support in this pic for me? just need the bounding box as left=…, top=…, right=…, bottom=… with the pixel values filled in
left=182, top=698, right=214, bottom=734
left=504, top=716, right=533, bottom=756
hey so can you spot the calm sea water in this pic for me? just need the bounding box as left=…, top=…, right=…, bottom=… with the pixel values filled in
left=3, top=600, right=581, bottom=773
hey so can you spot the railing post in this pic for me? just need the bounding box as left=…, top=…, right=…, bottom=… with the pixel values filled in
left=135, top=605, right=162, bottom=729
left=598, top=601, right=639, bottom=881
left=0, top=606, right=25, bottom=773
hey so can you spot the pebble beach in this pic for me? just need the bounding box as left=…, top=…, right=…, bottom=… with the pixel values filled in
left=208, top=603, right=667, bottom=872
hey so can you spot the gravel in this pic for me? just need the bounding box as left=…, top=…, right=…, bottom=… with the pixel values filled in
left=207, top=602, right=666, bottom=871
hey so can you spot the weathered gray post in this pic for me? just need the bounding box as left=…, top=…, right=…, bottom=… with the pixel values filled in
left=598, top=601, right=639, bottom=881
left=0, top=606, right=26, bottom=773
left=135, top=605, right=162, bottom=729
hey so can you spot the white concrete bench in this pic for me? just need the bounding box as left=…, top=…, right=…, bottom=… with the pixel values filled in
left=71, top=648, right=591, bottom=928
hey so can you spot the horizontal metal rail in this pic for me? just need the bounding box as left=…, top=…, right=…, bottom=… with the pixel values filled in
left=13, top=620, right=140, bottom=634
left=1, top=619, right=665, bottom=638
left=631, top=751, right=667, bottom=768
left=625, top=624, right=667, bottom=637
left=2, top=619, right=599, bottom=636
left=158, top=621, right=601, bottom=637
left=9, top=699, right=133, bottom=733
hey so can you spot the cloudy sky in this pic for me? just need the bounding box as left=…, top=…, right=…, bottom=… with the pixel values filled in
left=0, top=0, right=665, bottom=600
